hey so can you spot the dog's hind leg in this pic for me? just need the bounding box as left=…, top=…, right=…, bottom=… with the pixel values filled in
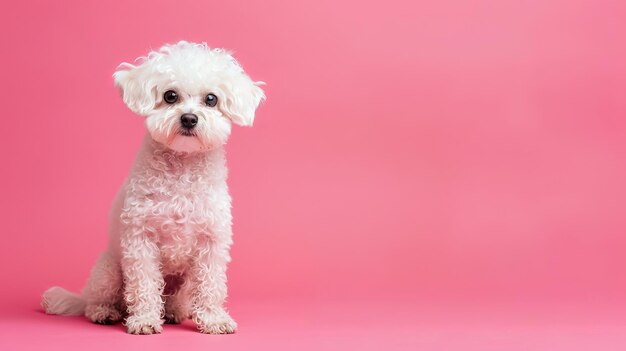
left=83, top=251, right=124, bottom=324
left=163, top=274, right=191, bottom=324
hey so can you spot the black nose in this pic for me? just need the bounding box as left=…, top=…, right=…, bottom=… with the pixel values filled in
left=180, top=113, right=198, bottom=129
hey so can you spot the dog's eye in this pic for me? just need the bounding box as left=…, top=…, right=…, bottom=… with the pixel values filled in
left=163, top=90, right=178, bottom=104
left=205, top=93, right=218, bottom=107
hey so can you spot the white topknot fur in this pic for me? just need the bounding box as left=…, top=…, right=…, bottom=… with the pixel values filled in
left=41, top=41, right=265, bottom=335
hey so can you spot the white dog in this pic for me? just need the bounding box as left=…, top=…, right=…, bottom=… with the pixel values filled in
left=41, top=41, right=265, bottom=335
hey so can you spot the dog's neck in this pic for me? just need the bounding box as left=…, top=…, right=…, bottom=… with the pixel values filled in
left=132, top=134, right=227, bottom=179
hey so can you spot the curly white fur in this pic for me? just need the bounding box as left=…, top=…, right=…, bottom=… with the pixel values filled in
left=41, top=41, right=265, bottom=335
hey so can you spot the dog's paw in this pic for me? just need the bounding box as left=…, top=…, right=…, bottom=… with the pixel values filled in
left=194, top=308, right=237, bottom=334
left=164, top=305, right=189, bottom=324
left=164, top=311, right=187, bottom=324
left=125, top=315, right=163, bottom=335
left=199, top=319, right=237, bottom=334
left=85, top=304, right=123, bottom=325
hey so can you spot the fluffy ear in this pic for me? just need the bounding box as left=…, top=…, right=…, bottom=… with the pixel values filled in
left=219, top=73, right=265, bottom=127
left=113, top=64, right=157, bottom=116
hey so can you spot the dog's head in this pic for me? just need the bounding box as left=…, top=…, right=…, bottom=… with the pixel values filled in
left=113, top=41, right=265, bottom=152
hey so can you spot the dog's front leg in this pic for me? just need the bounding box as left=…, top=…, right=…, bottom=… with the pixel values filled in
left=190, top=235, right=237, bottom=334
left=121, top=229, right=164, bottom=335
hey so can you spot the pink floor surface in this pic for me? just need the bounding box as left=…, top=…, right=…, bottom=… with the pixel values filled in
left=3, top=299, right=626, bottom=350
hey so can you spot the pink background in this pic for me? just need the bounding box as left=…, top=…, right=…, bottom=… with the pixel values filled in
left=2, top=0, right=626, bottom=349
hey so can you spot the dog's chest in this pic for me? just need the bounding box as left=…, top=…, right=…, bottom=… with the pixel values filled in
left=123, top=149, right=231, bottom=272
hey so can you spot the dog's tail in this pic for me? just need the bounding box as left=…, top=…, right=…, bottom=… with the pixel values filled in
left=41, top=286, right=86, bottom=316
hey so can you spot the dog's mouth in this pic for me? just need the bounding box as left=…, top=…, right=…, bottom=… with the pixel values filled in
left=178, top=129, right=197, bottom=137
left=164, top=128, right=211, bottom=152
